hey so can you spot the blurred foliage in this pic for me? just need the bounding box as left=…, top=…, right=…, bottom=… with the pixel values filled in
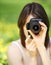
left=0, top=0, right=51, bottom=65
left=0, top=22, right=19, bottom=65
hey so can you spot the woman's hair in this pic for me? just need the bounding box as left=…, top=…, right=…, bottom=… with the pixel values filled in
left=18, top=2, right=50, bottom=48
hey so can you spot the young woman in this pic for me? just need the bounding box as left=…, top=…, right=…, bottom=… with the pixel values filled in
left=7, top=2, right=51, bottom=65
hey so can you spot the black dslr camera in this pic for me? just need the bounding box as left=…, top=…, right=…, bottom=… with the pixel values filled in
left=26, top=18, right=42, bottom=37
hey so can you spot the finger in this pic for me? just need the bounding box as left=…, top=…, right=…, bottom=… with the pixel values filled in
left=39, top=22, right=47, bottom=36
left=31, top=39, right=36, bottom=48
left=40, top=26, right=47, bottom=42
left=27, top=30, right=36, bottom=39
left=28, top=30, right=40, bottom=41
left=41, top=26, right=47, bottom=33
left=39, top=21, right=47, bottom=30
left=38, top=26, right=47, bottom=40
left=39, top=26, right=47, bottom=34
left=25, top=35, right=30, bottom=43
left=25, top=35, right=33, bottom=45
left=26, top=39, right=36, bottom=51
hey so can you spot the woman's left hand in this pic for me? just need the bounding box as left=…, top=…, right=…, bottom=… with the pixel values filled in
left=28, top=21, right=47, bottom=49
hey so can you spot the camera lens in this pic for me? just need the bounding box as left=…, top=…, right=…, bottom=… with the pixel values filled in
left=31, top=22, right=41, bottom=35
left=33, top=25, right=39, bottom=31
left=26, top=18, right=42, bottom=35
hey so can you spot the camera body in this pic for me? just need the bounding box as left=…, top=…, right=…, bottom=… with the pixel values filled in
left=26, top=18, right=42, bottom=35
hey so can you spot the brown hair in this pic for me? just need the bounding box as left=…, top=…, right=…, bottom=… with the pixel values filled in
left=18, top=2, right=50, bottom=48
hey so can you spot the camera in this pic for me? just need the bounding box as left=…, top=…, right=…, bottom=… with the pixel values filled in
left=26, top=18, right=42, bottom=36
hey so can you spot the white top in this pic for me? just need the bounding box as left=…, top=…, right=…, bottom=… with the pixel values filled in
left=8, top=38, right=51, bottom=65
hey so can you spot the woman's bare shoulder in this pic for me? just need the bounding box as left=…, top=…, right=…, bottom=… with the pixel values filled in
left=7, top=40, right=24, bottom=65
left=7, top=39, right=22, bottom=59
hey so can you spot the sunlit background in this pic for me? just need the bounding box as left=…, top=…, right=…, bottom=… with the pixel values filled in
left=0, top=0, right=51, bottom=65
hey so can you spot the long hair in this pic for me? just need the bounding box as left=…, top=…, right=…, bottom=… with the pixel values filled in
left=18, top=2, right=50, bottom=48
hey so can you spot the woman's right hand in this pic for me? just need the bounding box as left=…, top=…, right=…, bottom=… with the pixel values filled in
left=25, top=33, right=37, bottom=57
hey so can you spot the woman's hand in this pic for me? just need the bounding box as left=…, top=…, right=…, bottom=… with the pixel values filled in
left=27, top=21, right=47, bottom=49
left=25, top=35, right=37, bottom=57
left=25, top=21, right=47, bottom=57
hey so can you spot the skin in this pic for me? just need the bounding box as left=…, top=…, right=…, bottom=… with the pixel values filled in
left=23, top=14, right=51, bottom=65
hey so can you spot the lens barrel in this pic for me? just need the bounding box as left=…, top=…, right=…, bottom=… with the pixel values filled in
left=26, top=18, right=42, bottom=35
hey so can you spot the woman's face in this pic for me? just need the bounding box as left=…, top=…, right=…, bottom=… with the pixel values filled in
left=23, top=14, right=34, bottom=38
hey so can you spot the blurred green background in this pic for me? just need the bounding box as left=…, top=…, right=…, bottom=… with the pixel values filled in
left=0, top=0, right=51, bottom=65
